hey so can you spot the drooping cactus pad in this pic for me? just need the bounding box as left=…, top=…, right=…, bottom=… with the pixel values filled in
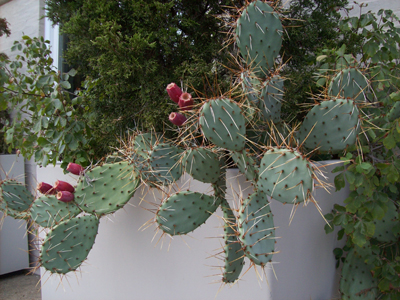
left=156, top=191, right=220, bottom=235
left=40, top=215, right=99, bottom=274
left=238, top=191, right=275, bottom=266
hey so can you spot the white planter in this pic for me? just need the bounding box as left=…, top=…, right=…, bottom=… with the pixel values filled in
left=37, top=160, right=348, bottom=300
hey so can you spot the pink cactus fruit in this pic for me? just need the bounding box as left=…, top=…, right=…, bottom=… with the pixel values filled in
left=178, top=92, right=193, bottom=111
left=57, top=191, right=74, bottom=203
left=37, top=182, right=56, bottom=195
left=166, top=82, right=182, bottom=103
left=66, top=162, right=84, bottom=175
left=54, top=180, right=75, bottom=193
left=169, top=112, right=187, bottom=126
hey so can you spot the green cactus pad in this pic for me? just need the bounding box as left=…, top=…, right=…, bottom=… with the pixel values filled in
left=183, top=147, right=221, bottom=184
left=199, top=98, right=246, bottom=151
left=259, top=75, right=283, bottom=123
left=40, top=215, right=99, bottom=274
left=297, top=99, right=360, bottom=153
left=0, top=179, right=34, bottom=214
left=133, top=132, right=160, bottom=158
left=230, top=150, right=258, bottom=182
left=238, top=191, right=275, bottom=266
left=30, top=195, right=82, bottom=228
left=329, top=68, right=369, bottom=102
left=372, top=200, right=399, bottom=243
left=236, top=1, right=283, bottom=77
left=148, top=142, right=183, bottom=185
left=257, top=148, right=314, bottom=204
left=340, top=248, right=378, bottom=299
left=156, top=191, right=220, bottom=235
left=75, top=162, right=139, bottom=216
left=241, top=71, right=262, bottom=107
left=221, top=200, right=244, bottom=283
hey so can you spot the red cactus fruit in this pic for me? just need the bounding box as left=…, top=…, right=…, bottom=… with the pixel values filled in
left=54, top=180, right=75, bottom=193
left=37, top=182, right=56, bottom=195
left=57, top=191, right=74, bottom=203
left=169, top=112, right=187, bottom=126
left=166, top=82, right=182, bottom=103
left=178, top=92, right=193, bottom=111
left=66, top=162, right=84, bottom=175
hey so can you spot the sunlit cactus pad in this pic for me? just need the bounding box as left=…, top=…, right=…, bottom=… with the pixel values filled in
left=329, top=67, right=369, bottom=102
left=183, top=147, right=221, bottom=184
left=297, top=99, right=360, bottom=153
left=257, top=148, right=314, bottom=204
left=221, top=200, right=245, bottom=283
left=40, top=215, right=99, bottom=274
left=156, top=191, right=220, bottom=235
left=340, top=248, right=378, bottom=299
left=30, top=195, right=82, bottom=228
left=238, top=191, right=275, bottom=266
left=75, top=161, right=139, bottom=216
left=199, top=98, right=246, bottom=151
left=236, top=0, right=283, bottom=77
left=0, top=179, right=34, bottom=214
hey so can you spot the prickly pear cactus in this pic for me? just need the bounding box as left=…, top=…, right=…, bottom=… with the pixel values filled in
left=236, top=0, right=283, bottom=77
left=257, top=148, right=314, bottom=204
left=0, top=179, right=34, bottom=218
left=183, top=147, right=221, bottom=184
left=75, top=161, right=139, bottom=216
left=40, top=215, right=99, bottom=274
left=238, top=191, right=275, bottom=266
left=328, top=67, right=369, bottom=102
left=156, top=191, right=221, bottom=235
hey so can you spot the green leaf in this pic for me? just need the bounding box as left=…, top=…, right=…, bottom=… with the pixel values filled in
left=383, top=133, right=396, bottom=149
left=334, top=173, right=346, bottom=191
left=345, top=171, right=356, bottom=184
left=61, top=81, right=71, bottom=89
left=68, top=69, right=77, bottom=77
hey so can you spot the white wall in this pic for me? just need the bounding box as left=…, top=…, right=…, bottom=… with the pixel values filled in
left=38, top=162, right=347, bottom=300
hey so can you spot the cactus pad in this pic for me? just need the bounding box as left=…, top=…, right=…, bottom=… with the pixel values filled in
left=30, top=195, right=82, bottom=228
left=199, top=98, right=246, bottom=151
left=40, top=215, right=99, bottom=274
left=238, top=191, right=275, bottom=266
left=236, top=0, right=283, bottom=77
left=340, top=248, right=378, bottom=299
left=230, top=150, right=258, bottom=182
left=75, top=161, right=139, bottom=216
left=0, top=179, right=34, bottom=214
left=257, top=148, right=314, bottom=204
left=221, top=200, right=245, bottom=283
left=329, top=68, right=369, bottom=102
left=183, top=147, right=221, bottom=184
left=372, top=200, right=399, bottom=243
left=133, top=132, right=160, bottom=158
left=259, top=75, right=283, bottom=123
left=156, top=191, right=220, bottom=235
left=297, top=99, right=360, bottom=153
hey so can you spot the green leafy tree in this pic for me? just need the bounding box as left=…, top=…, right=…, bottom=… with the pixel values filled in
left=0, top=36, right=92, bottom=168
left=45, top=0, right=240, bottom=159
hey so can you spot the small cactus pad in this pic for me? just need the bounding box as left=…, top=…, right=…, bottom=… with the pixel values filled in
left=297, top=99, right=360, bottom=153
left=340, top=248, right=378, bottom=299
left=257, top=148, right=314, bottom=204
left=30, top=195, right=82, bottom=228
left=221, top=200, right=245, bottom=283
left=259, top=75, right=283, bottom=123
left=329, top=68, right=369, bottom=102
left=156, top=191, right=220, bottom=235
left=133, top=132, right=160, bottom=158
left=40, top=215, right=99, bottom=274
left=372, top=200, right=399, bottom=243
left=230, top=150, right=258, bottom=182
left=236, top=0, right=283, bottom=77
left=0, top=179, right=34, bottom=213
left=238, top=191, right=275, bottom=266
left=148, top=142, right=183, bottom=185
left=183, top=147, right=221, bottom=184
left=199, top=98, right=246, bottom=151
left=75, top=162, right=139, bottom=216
